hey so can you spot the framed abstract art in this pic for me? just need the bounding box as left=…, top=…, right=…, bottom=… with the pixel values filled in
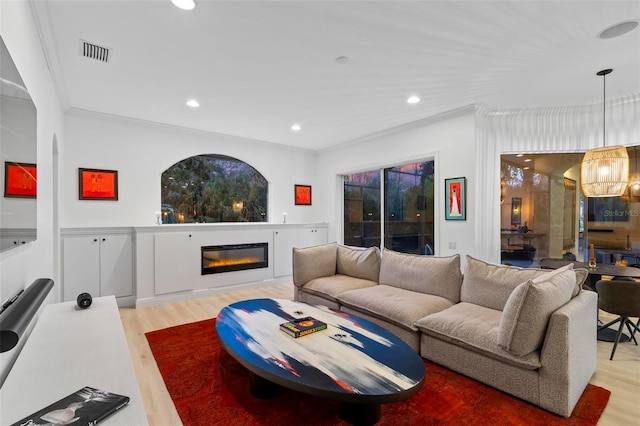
left=295, top=184, right=312, bottom=205
left=4, top=162, right=37, bottom=198
left=79, top=168, right=118, bottom=200
left=445, top=177, right=466, bottom=220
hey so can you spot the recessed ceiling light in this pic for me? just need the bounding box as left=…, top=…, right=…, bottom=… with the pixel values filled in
left=523, top=166, right=530, bottom=170
left=524, top=158, right=532, bottom=162
left=186, top=99, right=200, bottom=108
left=407, top=95, right=420, bottom=104
left=171, top=0, right=196, bottom=10
left=291, top=124, right=301, bottom=132
left=516, top=154, right=524, bottom=157
left=599, top=20, right=639, bottom=39
left=335, top=56, right=350, bottom=64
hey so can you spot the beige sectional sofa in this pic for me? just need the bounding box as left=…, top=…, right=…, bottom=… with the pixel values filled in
left=292, top=242, right=597, bottom=417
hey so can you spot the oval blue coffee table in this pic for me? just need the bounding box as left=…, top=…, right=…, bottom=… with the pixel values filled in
left=216, top=298, right=425, bottom=425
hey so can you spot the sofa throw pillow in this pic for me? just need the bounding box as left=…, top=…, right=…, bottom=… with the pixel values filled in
left=460, top=255, right=549, bottom=310
left=292, top=242, right=337, bottom=287
left=379, top=250, right=462, bottom=302
left=498, top=264, right=576, bottom=356
left=336, top=244, right=381, bottom=282
left=573, top=268, right=589, bottom=297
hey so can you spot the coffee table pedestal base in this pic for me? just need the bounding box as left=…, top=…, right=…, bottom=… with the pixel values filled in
left=339, top=402, right=381, bottom=426
left=249, top=373, right=282, bottom=398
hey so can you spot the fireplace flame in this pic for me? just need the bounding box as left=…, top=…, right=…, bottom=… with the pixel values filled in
left=206, top=257, right=262, bottom=268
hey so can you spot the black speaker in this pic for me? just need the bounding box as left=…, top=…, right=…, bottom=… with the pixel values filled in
left=77, top=293, right=92, bottom=309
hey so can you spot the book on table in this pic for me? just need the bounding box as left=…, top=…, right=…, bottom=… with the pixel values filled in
left=280, top=316, right=327, bottom=338
left=10, top=386, right=129, bottom=426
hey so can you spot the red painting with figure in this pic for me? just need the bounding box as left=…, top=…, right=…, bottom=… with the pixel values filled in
left=4, top=162, right=37, bottom=198
left=445, top=177, right=466, bottom=220
left=79, top=168, right=118, bottom=200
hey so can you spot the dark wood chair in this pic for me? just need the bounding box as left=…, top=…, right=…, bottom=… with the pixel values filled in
left=595, top=279, right=640, bottom=360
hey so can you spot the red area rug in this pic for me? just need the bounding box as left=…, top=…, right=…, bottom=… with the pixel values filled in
left=146, top=318, right=610, bottom=426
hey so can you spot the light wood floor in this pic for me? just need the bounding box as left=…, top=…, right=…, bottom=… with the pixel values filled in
left=119, top=283, right=640, bottom=426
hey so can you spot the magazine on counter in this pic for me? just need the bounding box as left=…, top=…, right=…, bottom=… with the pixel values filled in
left=10, top=386, right=129, bottom=426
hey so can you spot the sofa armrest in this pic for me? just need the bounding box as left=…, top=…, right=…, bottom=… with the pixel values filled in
left=538, top=290, right=597, bottom=417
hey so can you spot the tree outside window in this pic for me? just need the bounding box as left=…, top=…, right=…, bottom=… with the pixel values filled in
left=161, top=155, right=268, bottom=223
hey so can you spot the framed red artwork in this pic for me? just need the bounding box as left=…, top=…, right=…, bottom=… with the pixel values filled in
left=79, top=168, right=118, bottom=200
left=294, top=184, right=312, bottom=205
left=4, top=162, right=37, bottom=198
left=445, top=177, right=466, bottom=220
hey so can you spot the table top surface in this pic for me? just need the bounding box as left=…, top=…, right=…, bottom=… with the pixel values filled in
left=215, top=298, right=425, bottom=404
left=0, top=296, right=148, bottom=426
left=539, top=258, right=640, bottom=278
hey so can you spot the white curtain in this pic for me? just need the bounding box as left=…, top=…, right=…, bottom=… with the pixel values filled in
left=475, top=93, right=640, bottom=263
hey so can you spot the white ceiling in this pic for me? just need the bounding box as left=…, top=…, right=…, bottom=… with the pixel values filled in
left=33, top=1, right=640, bottom=151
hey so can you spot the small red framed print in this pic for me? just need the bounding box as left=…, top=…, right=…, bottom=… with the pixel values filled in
left=295, top=184, right=312, bottom=205
left=4, top=162, right=37, bottom=198
left=79, top=168, right=118, bottom=200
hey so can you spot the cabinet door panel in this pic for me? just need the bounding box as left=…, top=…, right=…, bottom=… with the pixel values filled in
left=100, top=234, right=133, bottom=298
left=304, top=228, right=328, bottom=247
left=63, top=236, right=100, bottom=301
left=154, top=233, right=197, bottom=295
left=273, top=229, right=303, bottom=277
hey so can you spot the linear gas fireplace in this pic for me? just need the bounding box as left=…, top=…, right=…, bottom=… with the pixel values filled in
left=201, top=243, right=268, bottom=275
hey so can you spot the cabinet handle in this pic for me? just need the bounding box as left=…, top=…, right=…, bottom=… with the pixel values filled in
left=93, top=238, right=98, bottom=242
left=102, top=238, right=106, bottom=242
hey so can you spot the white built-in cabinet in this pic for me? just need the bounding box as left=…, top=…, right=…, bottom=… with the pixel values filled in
left=304, top=226, right=328, bottom=247
left=273, top=228, right=303, bottom=277
left=62, top=229, right=134, bottom=307
left=273, top=225, right=329, bottom=277
left=154, top=232, right=198, bottom=295
left=63, top=224, right=328, bottom=307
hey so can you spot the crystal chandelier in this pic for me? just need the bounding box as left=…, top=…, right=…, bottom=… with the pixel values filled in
left=580, top=69, right=629, bottom=197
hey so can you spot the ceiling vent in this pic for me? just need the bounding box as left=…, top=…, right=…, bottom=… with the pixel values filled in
left=80, top=40, right=111, bottom=63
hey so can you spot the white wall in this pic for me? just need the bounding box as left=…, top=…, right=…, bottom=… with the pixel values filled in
left=0, top=0, right=65, bottom=385
left=62, top=110, right=320, bottom=227
left=316, top=108, right=477, bottom=262
left=0, top=1, right=64, bottom=302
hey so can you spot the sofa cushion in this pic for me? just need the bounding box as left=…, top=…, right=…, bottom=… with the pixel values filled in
left=337, top=285, right=454, bottom=331
left=460, top=256, right=551, bottom=310
left=292, top=242, right=337, bottom=287
left=336, top=244, right=381, bottom=282
left=498, top=264, right=576, bottom=356
left=379, top=251, right=462, bottom=302
left=301, top=274, right=376, bottom=302
left=415, top=303, right=541, bottom=370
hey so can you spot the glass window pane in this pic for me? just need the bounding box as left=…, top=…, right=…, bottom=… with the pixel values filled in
left=384, top=161, right=435, bottom=255
left=161, top=154, right=268, bottom=223
left=343, top=171, right=381, bottom=248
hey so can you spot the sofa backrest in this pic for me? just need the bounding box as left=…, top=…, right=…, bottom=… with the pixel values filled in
left=292, top=242, right=337, bottom=287
left=460, top=255, right=588, bottom=311
left=336, top=244, right=381, bottom=282
left=379, top=250, right=462, bottom=302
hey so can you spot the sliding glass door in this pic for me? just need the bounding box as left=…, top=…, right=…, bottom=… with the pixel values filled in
left=343, top=160, right=435, bottom=255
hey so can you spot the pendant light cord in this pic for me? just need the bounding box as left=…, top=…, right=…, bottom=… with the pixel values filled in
left=602, top=72, right=606, bottom=147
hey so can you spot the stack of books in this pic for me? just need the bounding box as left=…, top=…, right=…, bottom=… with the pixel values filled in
left=279, top=317, right=327, bottom=338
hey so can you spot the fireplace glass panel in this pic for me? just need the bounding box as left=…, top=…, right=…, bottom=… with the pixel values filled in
left=201, top=243, right=268, bottom=275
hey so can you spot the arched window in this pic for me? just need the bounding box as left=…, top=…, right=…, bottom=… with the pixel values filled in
left=161, top=154, right=268, bottom=223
